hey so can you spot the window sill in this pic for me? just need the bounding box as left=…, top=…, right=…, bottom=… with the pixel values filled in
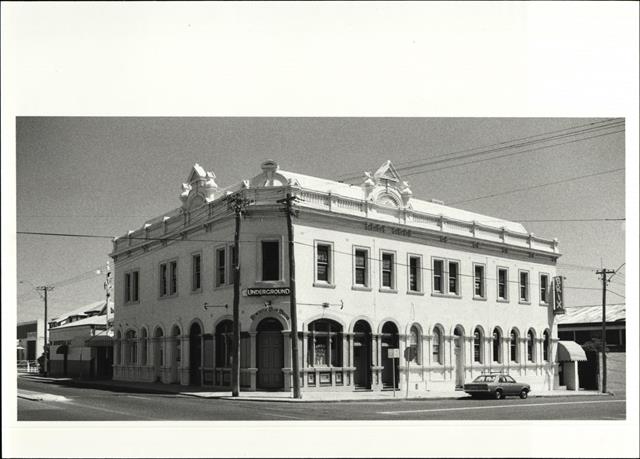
left=213, top=284, right=232, bottom=290
left=539, top=302, right=549, bottom=307
left=158, top=294, right=178, bottom=300
left=351, top=285, right=372, bottom=292
left=124, top=301, right=140, bottom=306
left=473, top=296, right=487, bottom=301
left=519, top=301, right=531, bottom=305
left=496, top=299, right=509, bottom=303
left=431, top=292, right=462, bottom=299
left=190, top=288, right=203, bottom=295
left=313, top=282, right=336, bottom=289
left=406, top=290, right=424, bottom=296
left=378, top=288, right=398, bottom=294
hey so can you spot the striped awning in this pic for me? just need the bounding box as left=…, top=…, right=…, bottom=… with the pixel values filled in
left=556, top=341, right=587, bottom=362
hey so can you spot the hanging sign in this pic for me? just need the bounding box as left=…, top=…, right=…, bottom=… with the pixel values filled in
left=552, top=276, right=565, bottom=315
left=244, top=287, right=291, bottom=297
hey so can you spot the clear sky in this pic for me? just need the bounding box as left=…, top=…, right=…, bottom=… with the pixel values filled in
left=16, top=117, right=625, bottom=323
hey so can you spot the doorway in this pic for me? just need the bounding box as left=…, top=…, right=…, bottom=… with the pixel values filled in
left=381, top=322, right=399, bottom=389
left=256, top=318, right=284, bottom=390
left=353, top=320, right=372, bottom=389
left=189, top=322, right=202, bottom=386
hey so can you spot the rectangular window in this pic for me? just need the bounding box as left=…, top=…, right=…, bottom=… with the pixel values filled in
left=474, top=264, right=485, bottom=299
left=192, top=254, right=201, bottom=291
left=539, top=273, right=549, bottom=304
left=433, top=259, right=444, bottom=293
left=124, top=272, right=131, bottom=303
left=216, top=248, right=226, bottom=287
left=408, top=255, right=421, bottom=292
left=448, top=261, right=459, bottom=295
left=316, top=244, right=331, bottom=283
left=354, top=249, right=368, bottom=286
left=131, top=271, right=139, bottom=302
left=262, top=240, right=280, bottom=281
left=519, top=270, right=530, bottom=302
left=169, top=261, right=177, bottom=295
left=498, top=268, right=508, bottom=301
left=160, top=263, right=168, bottom=296
left=381, top=252, right=394, bottom=288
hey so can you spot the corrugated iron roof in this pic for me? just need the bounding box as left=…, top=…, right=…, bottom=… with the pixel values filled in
left=556, top=304, right=625, bottom=324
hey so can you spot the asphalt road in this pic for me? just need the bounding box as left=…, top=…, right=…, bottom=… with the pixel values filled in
left=17, top=378, right=626, bottom=421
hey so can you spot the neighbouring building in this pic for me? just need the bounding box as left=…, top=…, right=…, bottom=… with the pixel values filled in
left=557, top=304, right=626, bottom=392
left=17, top=319, right=44, bottom=362
left=111, top=160, right=577, bottom=393
left=48, top=300, right=114, bottom=379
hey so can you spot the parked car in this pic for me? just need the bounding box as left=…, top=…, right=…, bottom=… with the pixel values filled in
left=463, top=373, right=530, bottom=399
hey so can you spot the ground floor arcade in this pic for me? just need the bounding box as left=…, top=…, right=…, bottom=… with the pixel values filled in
left=113, top=310, right=559, bottom=393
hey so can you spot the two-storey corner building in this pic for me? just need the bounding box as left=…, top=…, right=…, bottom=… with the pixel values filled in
left=111, top=159, right=570, bottom=393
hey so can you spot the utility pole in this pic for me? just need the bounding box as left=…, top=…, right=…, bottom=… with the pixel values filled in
left=596, top=268, right=614, bottom=393
left=228, top=192, right=251, bottom=397
left=278, top=192, right=301, bottom=399
left=35, top=285, right=54, bottom=376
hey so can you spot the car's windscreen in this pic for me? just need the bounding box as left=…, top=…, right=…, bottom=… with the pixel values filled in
left=473, top=375, right=496, bottom=382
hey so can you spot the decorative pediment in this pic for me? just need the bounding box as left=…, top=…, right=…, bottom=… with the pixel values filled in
left=361, top=160, right=412, bottom=207
left=249, top=160, right=291, bottom=188
left=180, top=163, right=219, bottom=210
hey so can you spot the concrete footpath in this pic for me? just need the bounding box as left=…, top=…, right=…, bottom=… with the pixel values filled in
left=18, top=375, right=610, bottom=403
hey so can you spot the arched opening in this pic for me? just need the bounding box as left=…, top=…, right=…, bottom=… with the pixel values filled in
left=125, top=330, right=137, bottom=365
left=140, top=328, right=148, bottom=366
left=170, top=325, right=181, bottom=384
left=154, top=327, right=164, bottom=381
left=432, top=326, right=444, bottom=365
left=408, top=325, right=421, bottom=365
left=381, top=322, right=399, bottom=389
left=307, top=319, right=343, bottom=368
left=453, top=325, right=465, bottom=388
left=492, top=328, right=502, bottom=364
left=115, top=331, right=121, bottom=365
left=256, top=318, right=284, bottom=390
left=189, top=322, right=202, bottom=386
left=510, top=328, right=519, bottom=363
left=543, top=330, right=550, bottom=361
left=473, top=327, right=484, bottom=364
left=353, top=320, right=372, bottom=389
left=215, top=320, right=233, bottom=386
left=527, top=329, right=536, bottom=362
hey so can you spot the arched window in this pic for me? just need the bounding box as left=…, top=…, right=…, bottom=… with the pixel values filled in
left=543, top=330, right=550, bottom=361
left=140, top=328, right=148, bottom=366
left=510, top=328, right=519, bottom=363
left=215, top=320, right=233, bottom=368
left=307, top=319, right=342, bottom=367
left=492, top=328, right=502, bottom=363
left=527, top=329, right=535, bottom=362
left=126, top=330, right=137, bottom=365
left=432, top=327, right=443, bottom=364
left=473, top=328, right=483, bottom=363
left=409, top=326, right=420, bottom=364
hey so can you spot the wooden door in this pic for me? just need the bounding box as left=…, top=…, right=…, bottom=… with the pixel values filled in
left=257, top=331, right=284, bottom=389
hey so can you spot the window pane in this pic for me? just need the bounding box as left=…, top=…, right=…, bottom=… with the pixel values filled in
left=132, top=271, right=139, bottom=302
left=520, top=272, right=529, bottom=301
left=498, top=269, right=507, bottom=299
left=217, top=249, right=225, bottom=286
left=540, top=274, right=548, bottom=303
left=449, top=262, right=459, bottom=294
left=433, top=260, right=443, bottom=293
left=316, top=245, right=330, bottom=282
left=474, top=265, right=484, bottom=297
left=382, top=253, right=393, bottom=288
left=170, top=261, right=177, bottom=294
left=409, top=257, right=420, bottom=291
left=262, top=241, right=279, bottom=281
left=125, top=273, right=131, bottom=302
left=160, top=264, right=167, bottom=296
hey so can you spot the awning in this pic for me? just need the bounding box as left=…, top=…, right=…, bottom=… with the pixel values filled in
left=556, top=341, right=587, bottom=362
left=85, top=335, right=113, bottom=347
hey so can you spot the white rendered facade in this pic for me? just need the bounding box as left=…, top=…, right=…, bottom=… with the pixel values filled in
left=111, top=160, right=562, bottom=393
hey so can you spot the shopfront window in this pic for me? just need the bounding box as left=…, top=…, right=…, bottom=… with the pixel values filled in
left=307, top=319, right=342, bottom=367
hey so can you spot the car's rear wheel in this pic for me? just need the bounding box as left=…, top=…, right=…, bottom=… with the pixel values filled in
left=495, top=389, right=503, bottom=400
left=520, top=389, right=528, bottom=399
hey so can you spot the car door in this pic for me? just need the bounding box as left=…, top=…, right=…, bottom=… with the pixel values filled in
left=502, top=375, right=518, bottom=395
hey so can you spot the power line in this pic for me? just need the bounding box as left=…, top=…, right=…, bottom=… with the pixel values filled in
left=448, top=168, right=625, bottom=205
left=563, top=302, right=625, bottom=309
left=337, top=118, right=623, bottom=181
left=606, top=288, right=625, bottom=299
left=402, top=128, right=625, bottom=179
